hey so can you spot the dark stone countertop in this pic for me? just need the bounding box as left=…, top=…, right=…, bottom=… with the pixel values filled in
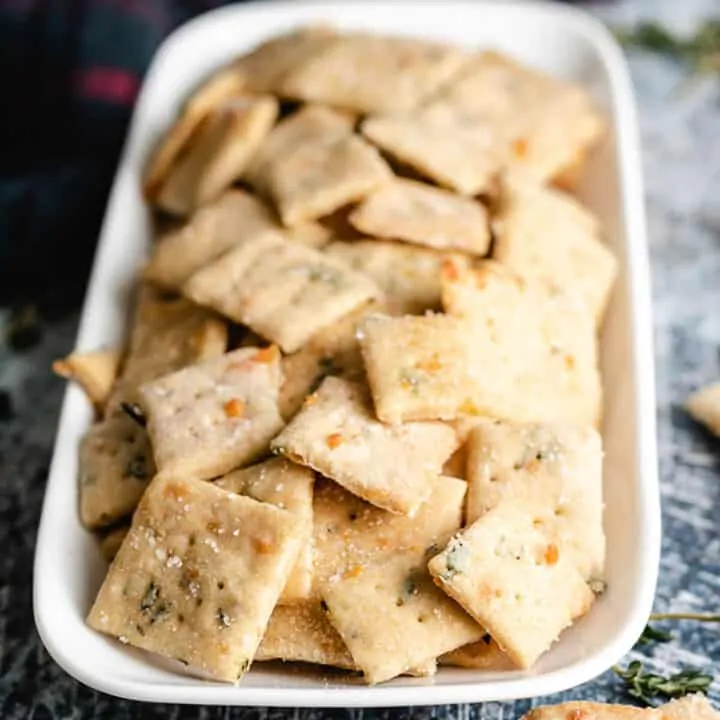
left=1, top=1, right=719, bottom=717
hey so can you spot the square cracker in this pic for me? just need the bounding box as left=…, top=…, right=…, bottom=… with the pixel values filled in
left=183, top=232, right=381, bottom=353
left=138, top=347, right=284, bottom=483
left=321, top=556, right=483, bottom=684
left=348, top=179, right=490, bottom=256
left=427, top=51, right=604, bottom=182
left=145, top=190, right=280, bottom=290
left=271, top=377, right=458, bottom=515
left=361, top=107, right=509, bottom=196
left=522, top=703, right=650, bottom=719
left=312, top=474, right=467, bottom=597
left=492, top=176, right=616, bottom=327
left=216, top=458, right=315, bottom=603
left=106, top=286, right=227, bottom=415
left=247, top=106, right=391, bottom=226
left=465, top=418, right=604, bottom=579
left=79, top=415, right=155, bottom=529
left=256, top=601, right=355, bottom=669
left=87, top=474, right=303, bottom=683
left=685, top=382, right=720, bottom=436
left=428, top=503, right=594, bottom=669
left=156, top=95, right=278, bottom=217
left=53, top=348, right=120, bottom=410
left=442, top=260, right=602, bottom=427
left=439, top=636, right=515, bottom=670
left=358, top=312, right=477, bottom=424
left=325, top=242, right=465, bottom=316
left=279, top=301, right=382, bottom=421
left=281, top=33, right=468, bottom=114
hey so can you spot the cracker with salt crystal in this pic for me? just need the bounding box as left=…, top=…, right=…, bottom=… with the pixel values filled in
left=686, top=382, right=720, bottom=437
left=106, top=286, right=227, bottom=415
left=216, top=458, right=314, bottom=602
left=87, top=474, right=303, bottom=683
left=522, top=703, right=650, bottom=720
left=439, top=635, right=515, bottom=670
left=256, top=601, right=355, bottom=669
left=348, top=179, right=490, bottom=256
left=492, top=176, right=616, bottom=327
left=98, top=524, right=130, bottom=563
left=279, top=301, right=382, bottom=421
left=321, top=556, right=483, bottom=684
left=138, top=347, right=284, bottom=483
left=247, top=106, right=391, bottom=226
left=361, top=107, right=508, bottom=196
left=325, top=241, right=465, bottom=316
left=79, top=414, right=155, bottom=529
left=442, top=260, right=602, bottom=427
left=313, top=474, right=466, bottom=596
left=271, top=377, right=458, bottom=515
left=145, top=189, right=280, bottom=290
left=428, top=504, right=594, bottom=669
left=183, top=233, right=381, bottom=353
left=156, top=96, right=278, bottom=216
left=281, top=33, right=468, bottom=114
left=466, top=418, right=604, bottom=579
left=53, top=349, right=120, bottom=410
left=143, top=65, right=247, bottom=200
left=358, top=313, right=475, bottom=424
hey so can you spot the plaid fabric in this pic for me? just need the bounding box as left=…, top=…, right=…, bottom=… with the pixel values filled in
left=0, top=0, right=243, bottom=307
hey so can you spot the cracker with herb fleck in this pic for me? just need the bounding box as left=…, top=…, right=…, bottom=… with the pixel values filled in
left=442, top=260, right=602, bottom=427
left=79, top=415, right=155, bottom=529
left=492, top=176, right=616, bottom=327
left=348, top=179, right=490, bottom=256
left=271, top=377, right=458, bottom=515
left=439, top=635, right=515, bottom=670
left=106, top=286, right=228, bottom=416
left=428, top=504, right=594, bottom=669
left=685, top=382, right=720, bottom=437
left=183, top=233, right=381, bottom=353
left=53, top=348, right=120, bottom=410
left=281, top=33, right=468, bottom=114
left=155, top=96, right=278, bottom=216
left=312, top=474, right=466, bottom=597
left=145, top=190, right=280, bottom=290
left=256, top=601, right=356, bottom=669
left=466, top=418, right=604, bottom=579
left=138, top=347, right=284, bottom=483
left=358, top=313, right=476, bottom=424
left=98, top=524, right=130, bottom=563
left=87, top=475, right=304, bottom=683
left=321, top=556, right=483, bottom=684
left=247, top=105, right=391, bottom=226
left=216, top=458, right=314, bottom=602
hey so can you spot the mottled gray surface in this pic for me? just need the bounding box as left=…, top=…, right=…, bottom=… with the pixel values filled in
left=1, top=1, right=719, bottom=717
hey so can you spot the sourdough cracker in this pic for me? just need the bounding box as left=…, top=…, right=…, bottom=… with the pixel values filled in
left=87, top=475, right=303, bottom=683
left=107, top=286, right=228, bottom=415
left=156, top=96, right=278, bottom=216
left=325, top=241, right=464, bottom=316
left=466, top=418, right=604, bottom=579
left=439, top=635, right=514, bottom=670
left=359, top=313, right=476, bottom=423
left=321, top=556, right=483, bottom=684
left=145, top=189, right=279, bottom=289
left=183, top=233, right=381, bottom=353
left=138, top=347, right=284, bottom=482
left=216, top=458, right=314, bottom=602
left=348, top=179, right=490, bottom=255
left=523, top=695, right=720, bottom=719
left=660, top=695, right=720, bottom=719
left=271, top=377, right=458, bottom=515
left=53, top=349, right=120, bottom=410
left=79, top=415, right=155, bottom=529
left=686, top=382, right=720, bottom=436
left=281, top=33, right=467, bottom=114
left=428, top=504, right=594, bottom=668
left=492, top=176, right=616, bottom=326
left=442, top=260, right=602, bottom=427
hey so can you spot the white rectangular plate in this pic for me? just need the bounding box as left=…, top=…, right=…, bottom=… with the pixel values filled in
left=34, top=0, right=659, bottom=708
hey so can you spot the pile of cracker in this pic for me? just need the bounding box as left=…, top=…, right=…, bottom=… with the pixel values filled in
left=56, top=27, right=619, bottom=685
